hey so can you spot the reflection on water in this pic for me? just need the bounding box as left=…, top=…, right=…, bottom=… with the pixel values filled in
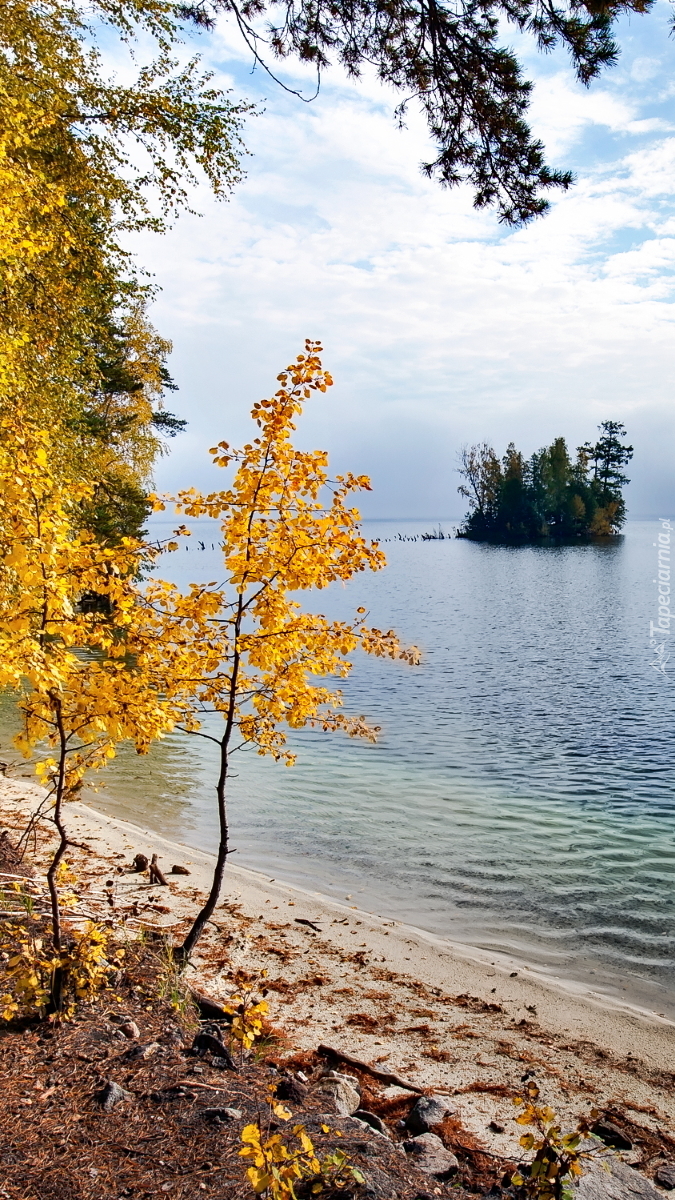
left=2, top=519, right=674, bottom=1017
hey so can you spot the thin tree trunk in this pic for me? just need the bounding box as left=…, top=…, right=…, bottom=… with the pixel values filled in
left=46, top=698, right=69, bottom=1011
left=178, top=738, right=230, bottom=959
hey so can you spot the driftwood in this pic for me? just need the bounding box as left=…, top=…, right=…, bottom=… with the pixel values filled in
left=317, top=1044, right=424, bottom=1093
left=190, top=990, right=234, bottom=1023
left=149, top=854, right=168, bottom=886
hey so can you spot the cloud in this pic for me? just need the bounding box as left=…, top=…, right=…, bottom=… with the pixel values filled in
left=125, top=15, right=675, bottom=518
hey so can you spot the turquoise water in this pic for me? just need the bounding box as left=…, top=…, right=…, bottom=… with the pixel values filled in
left=3, top=519, right=674, bottom=1015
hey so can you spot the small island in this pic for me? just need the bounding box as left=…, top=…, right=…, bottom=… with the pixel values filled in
left=457, top=420, right=633, bottom=542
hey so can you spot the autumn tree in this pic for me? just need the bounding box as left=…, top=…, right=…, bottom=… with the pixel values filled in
left=133, top=341, right=419, bottom=958
left=0, top=0, right=251, bottom=540
left=0, top=417, right=192, bottom=1011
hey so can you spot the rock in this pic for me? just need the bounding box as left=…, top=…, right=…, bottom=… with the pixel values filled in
left=489, top=1121, right=505, bottom=1134
left=198, top=1107, right=242, bottom=1124
left=162, top=1024, right=184, bottom=1047
left=353, top=1110, right=391, bottom=1139
left=591, top=1121, right=633, bottom=1151
left=191, top=1032, right=236, bottom=1070
left=96, top=1080, right=132, bottom=1112
left=119, top=1021, right=140, bottom=1040
left=576, top=1156, right=663, bottom=1200
left=171, top=864, right=191, bottom=874
left=403, top=1133, right=459, bottom=1179
left=406, top=1095, right=454, bottom=1135
left=276, top=1076, right=309, bottom=1104
left=317, top=1073, right=361, bottom=1116
left=655, top=1165, right=675, bottom=1190
left=212, top=1056, right=234, bottom=1070
left=124, top=1041, right=161, bottom=1062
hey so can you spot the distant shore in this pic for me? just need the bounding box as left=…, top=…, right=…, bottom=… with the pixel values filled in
left=1, top=773, right=674, bottom=1163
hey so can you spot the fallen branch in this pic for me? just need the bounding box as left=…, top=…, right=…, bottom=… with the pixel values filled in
left=177, top=1080, right=231, bottom=1092
left=317, top=1044, right=423, bottom=1093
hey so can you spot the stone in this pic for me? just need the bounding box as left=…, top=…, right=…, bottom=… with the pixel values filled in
left=162, top=1024, right=185, bottom=1047
left=171, top=865, right=191, bottom=875
left=320, top=1069, right=360, bottom=1091
left=353, top=1110, right=391, bottom=1139
left=276, top=1076, right=309, bottom=1104
left=576, top=1156, right=663, bottom=1200
left=96, top=1080, right=132, bottom=1112
left=592, top=1121, right=633, bottom=1151
left=124, top=1041, right=161, bottom=1062
left=403, top=1133, right=459, bottom=1179
left=317, top=1074, right=361, bottom=1116
left=119, top=1021, right=140, bottom=1040
left=198, top=1107, right=242, bottom=1124
left=406, top=1096, right=454, bottom=1135
left=655, top=1164, right=675, bottom=1190
left=192, top=1031, right=235, bottom=1070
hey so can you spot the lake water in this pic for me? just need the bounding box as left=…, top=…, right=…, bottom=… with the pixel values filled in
left=3, top=518, right=674, bottom=1016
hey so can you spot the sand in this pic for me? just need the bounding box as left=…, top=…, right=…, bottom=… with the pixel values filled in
left=1, top=774, right=674, bottom=1164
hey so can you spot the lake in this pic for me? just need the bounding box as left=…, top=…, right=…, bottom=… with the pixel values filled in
left=3, top=518, right=673, bottom=1016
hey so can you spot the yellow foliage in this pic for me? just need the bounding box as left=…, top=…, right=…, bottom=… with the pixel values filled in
left=511, top=1083, right=599, bottom=1200
left=138, top=340, right=419, bottom=769
left=0, top=918, right=121, bottom=1021
left=0, top=0, right=250, bottom=539
left=239, top=1115, right=364, bottom=1199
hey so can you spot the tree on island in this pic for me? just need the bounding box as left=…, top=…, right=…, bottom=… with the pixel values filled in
left=457, top=421, right=633, bottom=541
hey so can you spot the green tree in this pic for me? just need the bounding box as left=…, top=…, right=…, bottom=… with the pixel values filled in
left=458, top=422, right=631, bottom=540
left=0, top=0, right=251, bottom=539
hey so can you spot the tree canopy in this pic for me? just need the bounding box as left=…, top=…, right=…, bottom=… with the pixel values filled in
left=457, top=421, right=634, bottom=540
left=201, top=0, right=653, bottom=224
left=0, top=0, right=251, bottom=538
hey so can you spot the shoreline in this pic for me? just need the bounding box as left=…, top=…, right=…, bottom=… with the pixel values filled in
left=81, top=800, right=675, bottom=1038
left=2, top=774, right=675, bottom=1164
left=84, top=784, right=675, bottom=1028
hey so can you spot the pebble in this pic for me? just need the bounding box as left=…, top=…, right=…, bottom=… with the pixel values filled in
left=124, top=1041, right=161, bottom=1062
left=199, top=1107, right=242, bottom=1124
left=96, top=1080, right=132, bottom=1112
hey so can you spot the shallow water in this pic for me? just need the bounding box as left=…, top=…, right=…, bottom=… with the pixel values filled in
left=3, top=518, right=674, bottom=1016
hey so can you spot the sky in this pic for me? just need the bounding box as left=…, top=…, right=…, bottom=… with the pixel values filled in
left=125, top=1, right=675, bottom=519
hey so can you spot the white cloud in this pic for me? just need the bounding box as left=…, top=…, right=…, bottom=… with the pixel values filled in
left=123, top=18, right=675, bottom=518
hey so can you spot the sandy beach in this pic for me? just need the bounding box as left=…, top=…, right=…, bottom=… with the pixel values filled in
left=1, top=773, right=674, bottom=1169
